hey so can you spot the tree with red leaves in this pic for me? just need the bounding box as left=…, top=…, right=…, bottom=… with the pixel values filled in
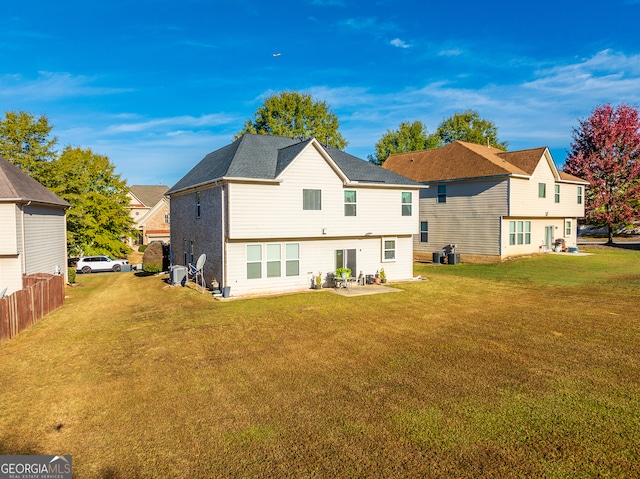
left=564, top=103, right=640, bottom=244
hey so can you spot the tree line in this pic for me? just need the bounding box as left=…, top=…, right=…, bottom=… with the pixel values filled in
left=2, top=93, right=639, bottom=258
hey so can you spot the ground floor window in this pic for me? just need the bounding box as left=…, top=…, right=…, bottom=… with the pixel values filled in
left=509, top=221, right=531, bottom=245
left=565, top=219, right=573, bottom=237
left=247, top=243, right=300, bottom=279
left=382, top=238, right=396, bottom=261
left=420, top=221, right=428, bottom=243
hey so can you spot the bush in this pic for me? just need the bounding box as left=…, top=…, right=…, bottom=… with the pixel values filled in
left=67, top=267, right=76, bottom=284
left=138, top=244, right=148, bottom=253
left=142, top=242, right=169, bottom=273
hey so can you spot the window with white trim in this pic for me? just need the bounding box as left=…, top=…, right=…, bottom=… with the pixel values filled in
left=555, top=184, right=560, bottom=203
left=538, top=183, right=546, bottom=198
left=565, top=219, right=573, bottom=237
left=344, top=190, right=356, bottom=216
left=267, top=244, right=281, bottom=278
left=247, top=245, right=262, bottom=279
left=402, top=192, right=412, bottom=216
left=303, top=189, right=321, bottom=210
left=196, top=192, right=201, bottom=218
left=577, top=186, right=583, bottom=204
left=509, top=221, right=531, bottom=245
left=286, top=243, right=299, bottom=276
left=382, top=238, right=396, bottom=261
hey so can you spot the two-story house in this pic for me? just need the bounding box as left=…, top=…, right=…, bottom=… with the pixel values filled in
left=0, top=156, right=69, bottom=295
left=127, top=185, right=170, bottom=245
left=167, top=134, right=422, bottom=297
left=383, top=141, right=589, bottom=262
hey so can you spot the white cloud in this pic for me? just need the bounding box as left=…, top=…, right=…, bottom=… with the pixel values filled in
left=390, top=38, right=411, bottom=49
left=105, top=114, right=237, bottom=134
left=0, top=71, right=131, bottom=101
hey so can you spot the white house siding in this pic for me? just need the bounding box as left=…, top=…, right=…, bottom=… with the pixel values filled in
left=501, top=217, right=572, bottom=256
left=416, top=178, right=508, bottom=259
left=508, top=158, right=585, bottom=219
left=225, top=235, right=414, bottom=296
left=0, top=204, right=18, bottom=255
left=228, top=145, right=418, bottom=240
left=0, top=204, right=21, bottom=294
left=169, top=185, right=224, bottom=287
left=22, top=205, right=67, bottom=276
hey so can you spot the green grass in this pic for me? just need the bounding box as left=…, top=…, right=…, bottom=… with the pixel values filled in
left=0, top=248, right=639, bottom=478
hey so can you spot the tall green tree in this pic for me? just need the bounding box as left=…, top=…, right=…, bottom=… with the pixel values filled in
left=0, top=111, right=58, bottom=179
left=435, top=110, right=508, bottom=150
left=563, top=103, right=640, bottom=244
left=46, top=146, right=134, bottom=257
left=368, top=121, right=439, bottom=165
left=235, top=91, right=348, bottom=149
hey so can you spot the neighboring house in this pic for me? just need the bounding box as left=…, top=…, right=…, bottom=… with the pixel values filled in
left=127, top=185, right=170, bottom=245
left=0, top=156, right=70, bottom=295
left=167, top=133, right=422, bottom=297
left=383, top=141, right=589, bottom=262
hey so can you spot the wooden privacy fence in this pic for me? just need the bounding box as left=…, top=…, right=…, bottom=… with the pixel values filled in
left=0, top=273, right=65, bottom=344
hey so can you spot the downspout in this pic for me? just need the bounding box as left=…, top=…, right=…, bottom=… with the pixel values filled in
left=20, top=201, right=30, bottom=274
left=221, top=184, right=226, bottom=288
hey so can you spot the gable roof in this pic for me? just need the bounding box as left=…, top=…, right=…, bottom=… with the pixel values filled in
left=129, top=185, right=169, bottom=207
left=0, top=156, right=69, bottom=208
left=383, top=140, right=588, bottom=184
left=168, top=134, right=420, bottom=194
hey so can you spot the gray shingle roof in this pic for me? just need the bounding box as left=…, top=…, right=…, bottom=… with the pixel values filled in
left=168, top=134, right=420, bottom=194
left=129, top=185, right=169, bottom=207
left=0, top=156, right=69, bottom=208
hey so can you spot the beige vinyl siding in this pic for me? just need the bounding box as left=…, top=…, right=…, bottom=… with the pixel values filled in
left=415, top=178, right=508, bottom=257
left=501, top=217, right=576, bottom=256
left=509, top=156, right=586, bottom=218
left=23, top=205, right=67, bottom=275
left=0, top=204, right=18, bottom=255
left=226, top=236, right=413, bottom=296
left=227, top=145, right=418, bottom=240
left=0, top=256, right=22, bottom=295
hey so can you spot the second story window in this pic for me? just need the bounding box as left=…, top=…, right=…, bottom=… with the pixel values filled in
left=196, top=192, right=201, bottom=218
left=344, top=190, right=356, bottom=216
left=164, top=213, right=170, bottom=224
left=577, top=186, right=583, bottom=204
left=538, top=183, right=546, bottom=198
left=303, top=189, right=321, bottom=210
left=437, top=184, right=447, bottom=203
left=555, top=184, right=560, bottom=203
left=402, top=192, right=412, bottom=216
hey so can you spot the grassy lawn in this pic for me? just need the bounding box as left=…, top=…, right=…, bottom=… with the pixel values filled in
left=1, top=246, right=639, bottom=478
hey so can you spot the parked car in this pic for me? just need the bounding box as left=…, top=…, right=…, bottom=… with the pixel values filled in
left=76, top=256, right=129, bottom=273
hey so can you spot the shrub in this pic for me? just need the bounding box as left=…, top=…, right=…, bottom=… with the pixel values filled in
left=142, top=242, right=169, bottom=273
left=67, top=267, right=76, bottom=284
left=138, top=244, right=148, bottom=253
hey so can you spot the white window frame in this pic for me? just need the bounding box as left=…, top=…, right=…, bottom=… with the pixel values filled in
left=565, top=219, right=573, bottom=237
left=344, top=190, right=356, bottom=217
left=196, top=191, right=201, bottom=218
left=285, top=243, right=300, bottom=277
left=382, top=237, right=397, bottom=262
left=555, top=184, right=560, bottom=203
left=247, top=244, right=262, bottom=279
left=402, top=192, right=412, bottom=216
left=509, top=221, right=531, bottom=245
left=538, top=183, right=546, bottom=198
left=577, top=186, right=583, bottom=204
left=303, top=189, right=321, bottom=210
left=266, top=243, right=281, bottom=278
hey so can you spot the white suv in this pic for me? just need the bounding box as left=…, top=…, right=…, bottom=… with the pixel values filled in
left=76, top=256, right=129, bottom=273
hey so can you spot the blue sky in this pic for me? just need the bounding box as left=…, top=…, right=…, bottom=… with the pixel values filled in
left=3, top=0, right=640, bottom=187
